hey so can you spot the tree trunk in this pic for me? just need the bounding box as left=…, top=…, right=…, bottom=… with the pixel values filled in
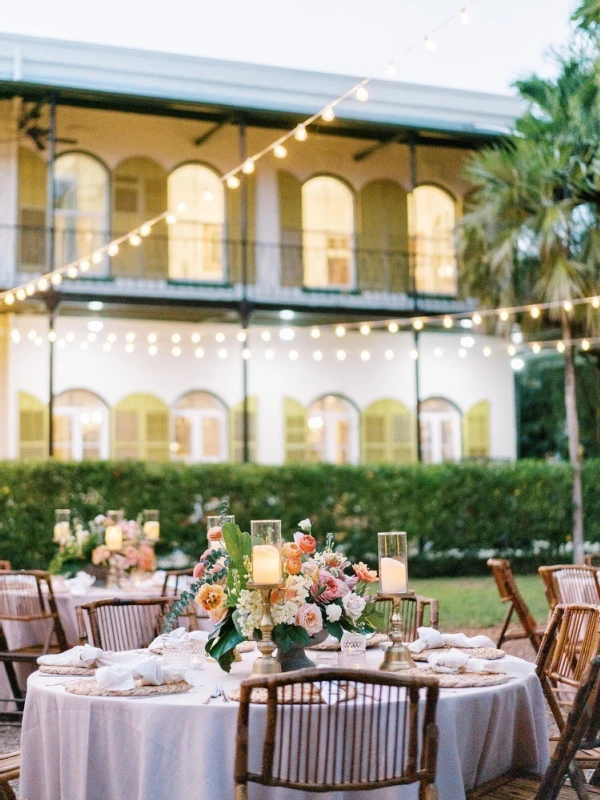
left=562, top=314, right=584, bottom=563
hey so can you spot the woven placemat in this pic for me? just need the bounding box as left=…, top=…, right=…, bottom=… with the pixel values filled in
left=236, top=641, right=256, bottom=653
left=227, top=683, right=358, bottom=704
left=149, top=643, right=206, bottom=656
left=412, top=646, right=504, bottom=662
left=65, top=679, right=191, bottom=697
left=309, top=633, right=389, bottom=652
left=400, top=667, right=509, bottom=688
left=39, top=665, right=96, bottom=676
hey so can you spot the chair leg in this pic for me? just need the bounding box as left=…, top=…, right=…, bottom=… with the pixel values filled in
left=497, top=604, right=514, bottom=649
left=420, top=784, right=439, bottom=800
left=0, top=783, right=17, bottom=800
left=234, top=783, right=248, bottom=800
left=1, top=662, right=24, bottom=712
left=569, top=761, right=594, bottom=800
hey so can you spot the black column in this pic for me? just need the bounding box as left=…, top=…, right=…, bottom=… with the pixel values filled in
left=46, top=95, right=57, bottom=458
left=239, top=119, right=250, bottom=463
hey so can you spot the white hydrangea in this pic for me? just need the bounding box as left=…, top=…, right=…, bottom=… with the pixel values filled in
left=325, top=604, right=342, bottom=622
left=271, top=575, right=310, bottom=625
left=237, top=589, right=263, bottom=638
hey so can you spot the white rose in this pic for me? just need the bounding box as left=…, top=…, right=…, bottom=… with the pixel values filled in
left=326, top=604, right=342, bottom=622
left=342, top=592, right=366, bottom=621
left=298, top=518, right=312, bottom=533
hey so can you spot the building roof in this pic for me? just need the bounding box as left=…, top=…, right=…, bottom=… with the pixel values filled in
left=0, top=33, right=521, bottom=146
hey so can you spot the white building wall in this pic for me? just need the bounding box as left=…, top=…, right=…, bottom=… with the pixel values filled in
left=7, top=315, right=517, bottom=463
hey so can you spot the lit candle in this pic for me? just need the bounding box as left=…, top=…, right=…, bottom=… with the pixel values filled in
left=380, top=557, right=407, bottom=594
left=105, top=525, right=123, bottom=552
left=53, top=522, right=69, bottom=543
left=143, top=521, right=160, bottom=541
left=252, top=544, right=281, bottom=584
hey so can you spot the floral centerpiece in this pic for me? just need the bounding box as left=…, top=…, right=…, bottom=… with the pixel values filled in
left=167, top=518, right=383, bottom=672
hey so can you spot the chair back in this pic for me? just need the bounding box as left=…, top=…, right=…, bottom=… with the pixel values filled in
left=584, top=554, right=600, bottom=568
left=161, top=569, right=195, bottom=597
left=76, top=597, right=173, bottom=651
left=235, top=668, right=439, bottom=795
left=376, top=595, right=439, bottom=642
left=0, top=561, right=11, bottom=571
left=0, top=570, right=67, bottom=651
left=536, top=656, right=600, bottom=799
left=535, top=603, right=600, bottom=729
left=538, top=564, right=600, bottom=610
left=487, top=558, right=539, bottom=634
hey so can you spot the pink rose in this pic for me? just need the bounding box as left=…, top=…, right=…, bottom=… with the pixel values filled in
left=310, top=569, right=345, bottom=604
left=193, top=562, right=205, bottom=580
left=296, top=603, right=323, bottom=637
left=123, top=545, right=139, bottom=566
left=91, top=545, right=110, bottom=565
left=137, top=544, right=155, bottom=573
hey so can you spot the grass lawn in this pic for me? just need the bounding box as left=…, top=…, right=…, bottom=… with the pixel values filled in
left=411, top=574, right=549, bottom=630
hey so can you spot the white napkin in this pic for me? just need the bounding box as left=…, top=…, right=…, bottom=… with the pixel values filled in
left=96, top=664, right=136, bottom=691
left=64, top=571, right=96, bottom=596
left=95, top=655, right=185, bottom=691
left=427, top=648, right=535, bottom=678
left=37, top=644, right=104, bottom=668
left=408, top=627, right=495, bottom=654
left=320, top=681, right=347, bottom=705
left=148, top=627, right=208, bottom=652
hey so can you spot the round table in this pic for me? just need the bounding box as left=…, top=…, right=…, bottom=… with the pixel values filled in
left=20, top=650, right=549, bottom=800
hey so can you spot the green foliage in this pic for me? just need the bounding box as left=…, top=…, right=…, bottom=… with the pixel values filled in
left=0, top=459, right=595, bottom=576
left=206, top=614, right=244, bottom=673
left=272, top=623, right=311, bottom=654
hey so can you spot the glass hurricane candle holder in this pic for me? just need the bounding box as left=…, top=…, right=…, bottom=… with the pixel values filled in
left=105, top=510, right=124, bottom=552
left=377, top=531, right=415, bottom=673
left=53, top=509, right=71, bottom=544
left=207, top=514, right=235, bottom=550
left=143, top=509, right=160, bottom=542
left=250, top=520, right=282, bottom=585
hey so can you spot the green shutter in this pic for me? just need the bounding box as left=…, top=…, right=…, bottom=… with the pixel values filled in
left=361, top=399, right=416, bottom=464
left=284, top=397, right=308, bottom=463
left=229, top=396, right=257, bottom=462
left=358, top=179, right=408, bottom=292
left=278, top=170, right=303, bottom=287
left=19, top=391, right=48, bottom=460
left=112, top=393, right=170, bottom=461
left=226, top=174, right=256, bottom=284
left=112, top=157, right=168, bottom=279
left=18, top=147, right=47, bottom=270
left=463, top=400, right=490, bottom=459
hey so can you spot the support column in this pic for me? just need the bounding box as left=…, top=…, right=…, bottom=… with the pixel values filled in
left=408, top=138, right=422, bottom=463
left=239, top=119, right=250, bottom=463
left=46, top=95, right=57, bottom=458
left=46, top=292, right=59, bottom=458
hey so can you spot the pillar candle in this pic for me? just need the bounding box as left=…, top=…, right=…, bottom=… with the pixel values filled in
left=53, top=522, right=69, bottom=543
left=252, top=544, right=281, bottom=584
left=380, top=557, right=407, bottom=594
left=143, top=521, right=160, bottom=542
left=105, top=525, right=123, bottom=552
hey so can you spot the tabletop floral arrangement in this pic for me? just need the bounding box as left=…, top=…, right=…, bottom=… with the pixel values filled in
left=167, top=518, right=383, bottom=672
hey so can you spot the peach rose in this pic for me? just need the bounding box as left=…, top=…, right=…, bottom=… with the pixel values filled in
left=137, top=544, right=156, bottom=573
left=295, top=534, right=317, bottom=554
left=282, top=542, right=302, bottom=559
left=207, top=525, right=223, bottom=542
left=123, top=545, right=139, bottom=566
left=270, top=588, right=285, bottom=604
left=296, top=603, right=323, bottom=636
left=353, top=562, right=378, bottom=583
left=91, top=545, right=111, bottom=565
left=193, top=562, right=205, bottom=580
left=196, top=583, right=226, bottom=612
left=285, top=556, right=303, bottom=575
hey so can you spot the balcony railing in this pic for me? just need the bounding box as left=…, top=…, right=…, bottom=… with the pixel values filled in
left=0, top=224, right=458, bottom=297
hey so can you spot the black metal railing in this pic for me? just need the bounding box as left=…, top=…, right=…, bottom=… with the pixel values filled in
left=0, top=224, right=458, bottom=297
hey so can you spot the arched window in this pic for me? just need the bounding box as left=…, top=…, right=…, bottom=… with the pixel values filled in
left=53, top=390, right=109, bottom=461
left=54, top=153, right=109, bottom=272
left=302, top=176, right=355, bottom=289
left=409, top=185, right=456, bottom=295
left=171, top=391, right=227, bottom=463
left=168, top=164, right=224, bottom=281
left=308, top=395, right=358, bottom=464
left=420, top=398, right=461, bottom=464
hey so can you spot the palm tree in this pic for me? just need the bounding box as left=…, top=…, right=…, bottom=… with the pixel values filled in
left=458, top=44, right=600, bottom=563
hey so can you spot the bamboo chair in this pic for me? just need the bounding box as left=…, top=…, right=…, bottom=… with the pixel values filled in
left=160, top=569, right=200, bottom=631
left=76, top=597, right=174, bottom=651
left=468, top=656, right=600, bottom=799
left=487, top=559, right=546, bottom=652
left=538, top=565, right=600, bottom=611
left=0, top=570, right=67, bottom=711
left=0, top=563, right=11, bottom=571
left=376, top=595, right=439, bottom=642
left=584, top=555, right=600, bottom=568
left=234, top=667, right=440, bottom=799
left=0, top=752, right=19, bottom=800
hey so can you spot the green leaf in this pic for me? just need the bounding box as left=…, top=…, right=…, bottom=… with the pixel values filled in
left=222, top=523, right=251, bottom=568
left=206, top=612, right=245, bottom=672
left=326, top=621, right=344, bottom=640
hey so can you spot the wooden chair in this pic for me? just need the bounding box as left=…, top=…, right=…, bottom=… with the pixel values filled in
left=467, top=655, right=600, bottom=798
left=487, top=559, right=546, bottom=652
left=76, top=597, right=174, bottom=651
left=0, top=570, right=67, bottom=711
left=161, top=568, right=194, bottom=597
left=538, top=565, right=600, bottom=611
left=0, top=563, right=11, bottom=571
left=584, top=555, right=600, bottom=568
left=234, top=667, right=440, bottom=799
left=376, top=594, right=439, bottom=643
left=0, top=752, right=19, bottom=800
left=535, top=603, right=600, bottom=731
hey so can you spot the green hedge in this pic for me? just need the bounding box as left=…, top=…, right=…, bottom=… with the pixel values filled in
left=0, top=459, right=592, bottom=575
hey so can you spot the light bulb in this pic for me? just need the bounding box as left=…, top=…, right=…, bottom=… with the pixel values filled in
left=129, top=234, right=142, bottom=247
left=483, top=346, right=492, bottom=357
left=322, top=105, right=335, bottom=122
left=530, top=306, right=540, bottom=319
left=10, top=330, right=20, bottom=343
left=288, top=349, right=299, bottom=361
left=25, top=284, right=35, bottom=296
left=355, top=85, right=369, bottom=102
left=102, top=342, right=111, bottom=353
left=191, top=332, right=201, bottom=343
left=166, top=214, right=177, bottom=225
left=148, top=345, right=158, bottom=356
left=51, top=273, right=62, bottom=286
left=79, top=259, right=90, bottom=273
left=3, top=293, right=14, bottom=306
left=279, top=327, right=295, bottom=341
left=140, top=223, right=152, bottom=237
left=265, top=349, right=274, bottom=359
left=172, top=346, right=181, bottom=357
left=385, top=349, right=394, bottom=360
left=66, top=332, right=75, bottom=342
left=424, top=36, right=436, bottom=52
left=274, top=144, right=287, bottom=159
left=108, top=243, right=119, bottom=257
left=557, top=341, right=566, bottom=353
left=313, top=350, right=323, bottom=361
left=125, top=332, right=135, bottom=343
left=27, top=330, right=36, bottom=340
left=582, top=339, right=590, bottom=351
left=237, top=331, right=247, bottom=342
left=37, top=278, right=49, bottom=291
left=218, top=348, right=227, bottom=359
left=67, top=266, right=78, bottom=279
left=125, top=343, right=135, bottom=354
left=171, top=333, right=181, bottom=344
left=294, top=124, right=307, bottom=141
left=242, top=348, right=251, bottom=360
left=563, top=300, right=573, bottom=312
left=410, top=348, right=419, bottom=360
left=87, top=320, right=103, bottom=333
left=508, top=344, right=516, bottom=356
left=48, top=331, right=56, bottom=343
left=511, top=357, right=525, bottom=371
left=360, top=323, right=371, bottom=335
left=472, top=312, right=482, bottom=326
left=385, top=60, right=396, bottom=78
left=459, top=348, right=468, bottom=358
left=148, top=333, right=158, bottom=344
left=434, top=347, right=443, bottom=358
left=443, top=315, right=453, bottom=329
left=460, top=336, right=475, bottom=348
left=107, top=333, right=117, bottom=343
left=413, top=318, right=423, bottom=331
left=310, top=327, right=320, bottom=339
left=593, top=297, right=600, bottom=309
left=335, top=325, right=346, bottom=338
left=388, top=322, right=399, bottom=333
left=176, top=201, right=187, bottom=213
left=459, top=7, right=470, bottom=24
left=500, top=310, right=509, bottom=322
left=242, top=159, right=255, bottom=175
left=16, top=289, right=26, bottom=301
left=92, top=251, right=102, bottom=264
left=361, top=350, right=371, bottom=361
left=216, top=332, right=225, bottom=343
left=226, top=175, right=240, bottom=189
left=195, top=347, right=204, bottom=358
left=532, top=343, right=541, bottom=354
left=261, top=330, right=271, bottom=342
left=336, top=350, right=346, bottom=361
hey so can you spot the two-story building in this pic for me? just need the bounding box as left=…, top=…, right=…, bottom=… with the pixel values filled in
left=0, top=34, right=520, bottom=466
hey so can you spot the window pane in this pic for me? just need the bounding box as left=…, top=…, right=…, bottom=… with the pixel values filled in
left=174, top=417, right=192, bottom=457
left=202, top=416, right=220, bottom=458
left=302, top=177, right=354, bottom=289
left=409, top=186, right=456, bottom=295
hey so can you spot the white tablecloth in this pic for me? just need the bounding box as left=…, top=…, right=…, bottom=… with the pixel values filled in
left=20, top=650, right=549, bottom=800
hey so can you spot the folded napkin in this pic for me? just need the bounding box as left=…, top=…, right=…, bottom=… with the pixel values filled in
left=37, top=644, right=104, bottom=668
left=96, top=655, right=185, bottom=691
left=427, top=648, right=534, bottom=678
left=148, top=627, right=208, bottom=652
left=64, top=571, right=96, bottom=596
left=408, top=627, right=495, bottom=654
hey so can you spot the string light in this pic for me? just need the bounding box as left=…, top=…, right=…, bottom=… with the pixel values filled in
left=500, top=310, right=509, bottom=322
left=107, top=333, right=117, bottom=344
left=593, top=297, right=600, bottom=309
left=322, top=105, right=335, bottom=122
left=335, top=325, right=346, bottom=338
left=294, top=124, right=307, bottom=142
left=385, top=349, right=394, bottom=360
left=126, top=332, right=135, bottom=343
left=216, top=333, right=226, bottom=343
left=25, top=284, right=35, bottom=296
left=226, top=175, right=240, bottom=189
left=336, top=350, right=346, bottom=361
left=582, top=339, right=590, bottom=351
left=16, top=289, right=26, bottom=301
left=355, top=85, right=369, bottom=102
left=458, top=348, right=467, bottom=358
left=147, top=333, right=157, bottom=344
left=148, top=345, right=158, bottom=356
left=140, top=223, right=152, bottom=237
left=434, top=347, right=443, bottom=358
left=171, top=333, right=181, bottom=344
left=289, top=349, right=299, bottom=361
left=37, top=278, right=49, bottom=291
left=483, top=346, right=492, bottom=357
left=195, top=348, right=204, bottom=358
left=191, top=332, right=201, bottom=343
left=443, top=316, right=453, bottom=329
left=410, top=348, right=419, bottom=360
left=66, top=266, right=78, bottom=279
left=48, top=330, right=56, bottom=343
left=10, top=330, right=20, bottom=343
left=532, top=343, right=541, bottom=354
left=236, top=331, right=247, bottom=342
left=166, top=213, right=177, bottom=225
left=361, top=350, right=371, bottom=361
left=218, top=348, right=228, bottom=359
left=530, top=306, right=540, bottom=319
left=310, top=327, right=320, bottom=339
left=129, top=234, right=142, bottom=247
left=242, top=348, right=251, bottom=360
left=3, top=293, right=14, bottom=306
left=274, top=144, right=287, bottom=159
left=387, top=322, right=399, bottom=333
left=313, top=350, right=323, bottom=361
left=472, top=312, right=482, bottom=326
left=413, top=318, right=424, bottom=331
left=261, top=330, right=272, bottom=342
left=125, top=343, right=135, bottom=354
left=360, top=323, right=371, bottom=336
left=242, top=159, right=255, bottom=175
left=108, top=243, right=119, bottom=257
left=80, top=259, right=90, bottom=272
left=557, top=341, right=565, bottom=353
left=27, top=330, right=36, bottom=341
left=508, top=344, right=516, bottom=356
left=172, top=346, right=182, bottom=357
left=563, top=300, right=573, bottom=312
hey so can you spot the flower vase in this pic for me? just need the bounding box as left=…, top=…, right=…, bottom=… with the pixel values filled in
left=275, top=629, right=329, bottom=672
